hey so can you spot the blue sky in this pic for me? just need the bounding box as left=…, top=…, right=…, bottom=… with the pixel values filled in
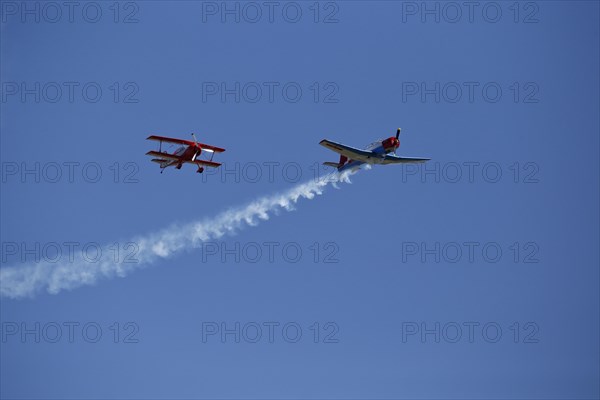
left=1, top=1, right=599, bottom=398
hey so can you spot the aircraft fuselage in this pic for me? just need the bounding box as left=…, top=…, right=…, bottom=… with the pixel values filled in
left=337, top=137, right=399, bottom=172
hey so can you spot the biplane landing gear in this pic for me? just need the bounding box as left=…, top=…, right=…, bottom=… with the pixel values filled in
left=196, top=167, right=204, bottom=174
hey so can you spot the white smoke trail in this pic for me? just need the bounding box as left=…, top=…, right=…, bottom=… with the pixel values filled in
left=0, top=171, right=355, bottom=299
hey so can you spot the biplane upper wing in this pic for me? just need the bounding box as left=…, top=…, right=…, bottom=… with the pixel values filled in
left=319, top=139, right=377, bottom=163
left=147, top=135, right=194, bottom=146
left=381, top=154, right=430, bottom=164
left=146, top=135, right=225, bottom=153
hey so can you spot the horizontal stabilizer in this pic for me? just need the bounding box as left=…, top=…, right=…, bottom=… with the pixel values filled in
left=382, top=154, right=430, bottom=164
left=323, top=162, right=340, bottom=168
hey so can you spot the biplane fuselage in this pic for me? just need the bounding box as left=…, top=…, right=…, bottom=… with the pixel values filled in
left=153, top=146, right=191, bottom=169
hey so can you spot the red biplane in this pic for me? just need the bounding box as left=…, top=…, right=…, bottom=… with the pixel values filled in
left=146, top=133, right=225, bottom=174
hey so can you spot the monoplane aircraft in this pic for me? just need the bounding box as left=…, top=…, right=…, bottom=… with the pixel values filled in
left=320, top=128, right=430, bottom=172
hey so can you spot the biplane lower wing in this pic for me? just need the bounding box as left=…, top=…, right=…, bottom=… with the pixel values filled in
left=146, top=150, right=180, bottom=161
left=188, top=159, right=221, bottom=168
left=145, top=151, right=221, bottom=168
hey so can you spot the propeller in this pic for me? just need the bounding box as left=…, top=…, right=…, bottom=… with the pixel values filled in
left=191, top=133, right=200, bottom=161
left=392, top=128, right=401, bottom=155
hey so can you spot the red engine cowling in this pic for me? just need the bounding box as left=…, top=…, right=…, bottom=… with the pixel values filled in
left=381, top=137, right=400, bottom=152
